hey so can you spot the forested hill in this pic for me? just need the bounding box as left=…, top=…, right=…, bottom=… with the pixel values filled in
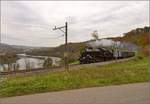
left=115, top=26, right=149, bottom=46
left=111, top=26, right=150, bottom=55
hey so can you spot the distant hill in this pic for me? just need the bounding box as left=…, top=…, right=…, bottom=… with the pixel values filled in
left=0, top=43, right=22, bottom=53
left=0, top=43, right=43, bottom=54
left=26, top=42, right=87, bottom=62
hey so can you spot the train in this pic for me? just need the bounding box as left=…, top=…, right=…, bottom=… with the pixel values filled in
left=79, top=47, right=135, bottom=64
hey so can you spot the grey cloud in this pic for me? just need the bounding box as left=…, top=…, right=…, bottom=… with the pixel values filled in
left=2, top=1, right=48, bottom=27
left=2, top=33, right=24, bottom=41
left=1, top=1, right=149, bottom=47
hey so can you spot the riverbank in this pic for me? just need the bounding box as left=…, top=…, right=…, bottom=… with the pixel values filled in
left=0, top=57, right=149, bottom=97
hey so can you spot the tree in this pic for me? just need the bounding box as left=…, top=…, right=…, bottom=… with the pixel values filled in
left=0, top=52, right=18, bottom=71
left=43, top=57, right=53, bottom=68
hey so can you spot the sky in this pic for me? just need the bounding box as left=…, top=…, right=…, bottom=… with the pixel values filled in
left=1, top=1, right=149, bottom=47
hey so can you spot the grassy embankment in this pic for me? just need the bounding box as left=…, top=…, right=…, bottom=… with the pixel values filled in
left=0, top=57, right=149, bottom=97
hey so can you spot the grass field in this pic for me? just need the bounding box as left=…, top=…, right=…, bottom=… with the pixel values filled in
left=0, top=57, right=149, bottom=97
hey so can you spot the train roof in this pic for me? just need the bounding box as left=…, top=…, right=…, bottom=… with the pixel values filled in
left=83, top=46, right=134, bottom=53
left=83, top=47, right=113, bottom=53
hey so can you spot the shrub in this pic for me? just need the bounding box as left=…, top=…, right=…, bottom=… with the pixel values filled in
left=43, top=58, right=53, bottom=68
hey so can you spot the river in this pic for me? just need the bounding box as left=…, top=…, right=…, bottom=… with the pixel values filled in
left=0, top=54, right=61, bottom=72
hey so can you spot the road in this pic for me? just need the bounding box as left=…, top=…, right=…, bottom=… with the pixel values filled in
left=0, top=83, right=150, bottom=104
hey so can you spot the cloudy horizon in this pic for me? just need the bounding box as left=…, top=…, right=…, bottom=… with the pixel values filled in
left=1, top=1, right=149, bottom=47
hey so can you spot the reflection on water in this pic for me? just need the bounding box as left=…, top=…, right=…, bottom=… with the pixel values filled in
left=16, top=57, right=44, bottom=70
left=0, top=54, right=61, bottom=72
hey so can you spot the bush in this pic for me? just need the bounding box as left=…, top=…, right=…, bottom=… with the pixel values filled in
left=43, top=58, right=53, bottom=68
left=0, top=52, right=18, bottom=71
left=137, top=45, right=149, bottom=58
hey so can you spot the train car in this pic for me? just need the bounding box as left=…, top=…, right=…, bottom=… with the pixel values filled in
left=120, top=51, right=135, bottom=58
left=79, top=47, right=135, bottom=64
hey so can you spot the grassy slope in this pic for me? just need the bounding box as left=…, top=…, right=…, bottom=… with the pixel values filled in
left=0, top=57, right=149, bottom=97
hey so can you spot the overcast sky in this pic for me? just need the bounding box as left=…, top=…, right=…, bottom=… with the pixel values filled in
left=1, top=1, right=149, bottom=47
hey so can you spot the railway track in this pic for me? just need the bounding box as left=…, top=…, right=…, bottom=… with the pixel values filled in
left=0, top=57, right=135, bottom=76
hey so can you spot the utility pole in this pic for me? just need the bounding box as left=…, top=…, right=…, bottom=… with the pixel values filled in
left=52, top=22, right=69, bottom=71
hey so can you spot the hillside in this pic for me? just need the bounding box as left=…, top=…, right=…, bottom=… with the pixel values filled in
left=0, top=43, right=44, bottom=54
left=26, top=42, right=87, bottom=63
left=111, top=26, right=150, bottom=56
left=0, top=43, right=23, bottom=53
left=113, top=26, right=149, bottom=46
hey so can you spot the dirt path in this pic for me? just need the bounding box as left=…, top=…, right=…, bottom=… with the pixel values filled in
left=0, top=82, right=149, bottom=104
